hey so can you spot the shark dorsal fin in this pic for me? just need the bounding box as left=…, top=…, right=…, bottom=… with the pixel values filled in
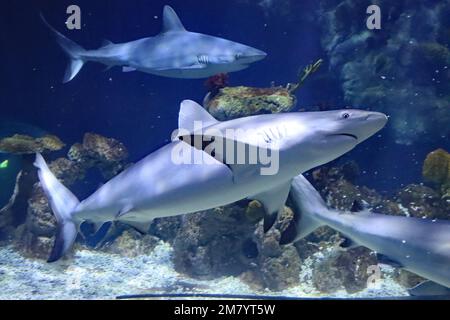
left=161, top=6, right=186, bottom=33
left=177, top=100, right=219, bottom=134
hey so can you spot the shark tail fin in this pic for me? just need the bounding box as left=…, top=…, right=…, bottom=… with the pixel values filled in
left=40, top=13, right=87, bottom=83
left=280, top=174, right=327, bottom=244
left=34, top=153, right=80, bottom=262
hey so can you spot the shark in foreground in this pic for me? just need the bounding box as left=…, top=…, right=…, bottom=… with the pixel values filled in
left=289, top=174, right=450, bottom=297
left=42, top=6, right=267, bottom=83
left=35, top=100, right=387, bottom=262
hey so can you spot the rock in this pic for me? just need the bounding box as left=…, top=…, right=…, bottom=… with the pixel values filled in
left=171, top=200, right=301, bottom=290
left=49, top=157, right=85, bottom=185
left=205, top=86, right=296, bottom=121
left=0, top=134, right=64, bottom=154
left=149, top=216, right=182, bottom=243
left=250, top=206, right=302, bottom=290
left=394, top=184, right=448, bottom=219
left=259, top=244, right=301, bottom=291
left=101, top=230, right=160, bottom=257
left=203, top=59, right=323, bottom=121
left=68, top=133, right=128, bottom=179
left=312, top=247, right=378, bottom=294
left=394, top=269, right=427, bottom=289
left=25, top=185, right=56, bottom=237
left=172, top=203, right=256, bottom=278
left=317, top=0, right=450, bottom=145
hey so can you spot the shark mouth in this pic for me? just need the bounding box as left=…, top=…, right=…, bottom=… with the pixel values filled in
left=328, top=133, right=358, bottom=140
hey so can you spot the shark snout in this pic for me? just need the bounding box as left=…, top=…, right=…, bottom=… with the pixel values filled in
left=357, top=111, right=388, bottom=142
left=239, top=48, right=267, bottom=63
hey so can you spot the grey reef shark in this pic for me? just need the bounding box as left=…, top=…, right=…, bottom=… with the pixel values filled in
left=35, top=99, right=387, bottom=262
left=41, top=6, right=267, bottom=82
left=289, top=174, right=450, bottom=297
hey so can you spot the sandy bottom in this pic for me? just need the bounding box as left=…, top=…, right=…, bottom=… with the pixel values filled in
left=0, top=242, right=409, bottom=300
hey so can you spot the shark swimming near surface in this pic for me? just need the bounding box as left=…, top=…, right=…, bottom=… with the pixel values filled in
left=289, top=174, right=450, bottom=297
left=41, top=6, right=267, bottom=83
left=34, top=100, right=387, bottom=262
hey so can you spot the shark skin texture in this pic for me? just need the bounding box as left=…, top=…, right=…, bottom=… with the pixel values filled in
left=289, top=174, right=450, bottom=297
left=34, top=100, right=387, bottom=262
left=41, top=6, right=267, bottom=83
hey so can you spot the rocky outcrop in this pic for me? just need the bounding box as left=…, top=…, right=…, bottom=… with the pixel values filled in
left=205, top=86, right=296, bottom=121
left=203, top=59, right=322, bottom=121
left=68, top=133, right=128, bottom=179
left=311, top=247, right=378, bottom=294
left=0, top=134, right=64, bottom=154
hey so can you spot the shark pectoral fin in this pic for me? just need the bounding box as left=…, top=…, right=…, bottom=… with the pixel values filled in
left=376, top=254, right=404, bottom=268
left=408, top=280, right=450, bottom=297
left=122, top=66, right=137, bottom=72
left=64, top=59, right=85, bottom=83
left=249, top=180, right=292, bottom=233
left=160, top=5, right=186, bottom=33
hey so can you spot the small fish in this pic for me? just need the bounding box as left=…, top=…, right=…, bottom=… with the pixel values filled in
left=0, top=159, right=8, bottom=169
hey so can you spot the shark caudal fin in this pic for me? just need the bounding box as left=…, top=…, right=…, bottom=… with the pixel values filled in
left=280, top=174, right=327, bottom=244
left=34, top=153, right=80, bottom=262
left=40, top=14, right=87, bottom=83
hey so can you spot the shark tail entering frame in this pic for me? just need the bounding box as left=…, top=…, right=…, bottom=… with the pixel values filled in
left=34, top=153, right=80, bottom=262
left=280, top=174, right=328, bottom=244
left=40, top=14, right=87, bottom=83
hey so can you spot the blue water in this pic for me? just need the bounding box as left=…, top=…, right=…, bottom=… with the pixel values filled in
left=0, top=0, right=448, bottom=194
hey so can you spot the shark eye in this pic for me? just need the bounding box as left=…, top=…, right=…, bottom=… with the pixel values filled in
left=342, top=112, right=350, bottom=119
left=235, top=53, right=243, bottom=60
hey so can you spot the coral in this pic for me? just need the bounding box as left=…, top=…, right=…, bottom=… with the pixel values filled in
left=204, top=73, right=229, bottom=94
left=0, top=134, right=64, bottom=154
left=416, top=42, right=450, bottom=68
left=317, top=0, right=450, bottom=145
left=422, top=148, right=450, bottom=195
left=205, top=86, right=296, bottom=121
left=68, top=133, right=128, bottom=179
left=286, top=59, right=323, bottom=93
left=204, top=59, right=321, bottom=121
left=394, top=184, right=448, bottom=219
left=311, top=247, right=378, bottom=294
